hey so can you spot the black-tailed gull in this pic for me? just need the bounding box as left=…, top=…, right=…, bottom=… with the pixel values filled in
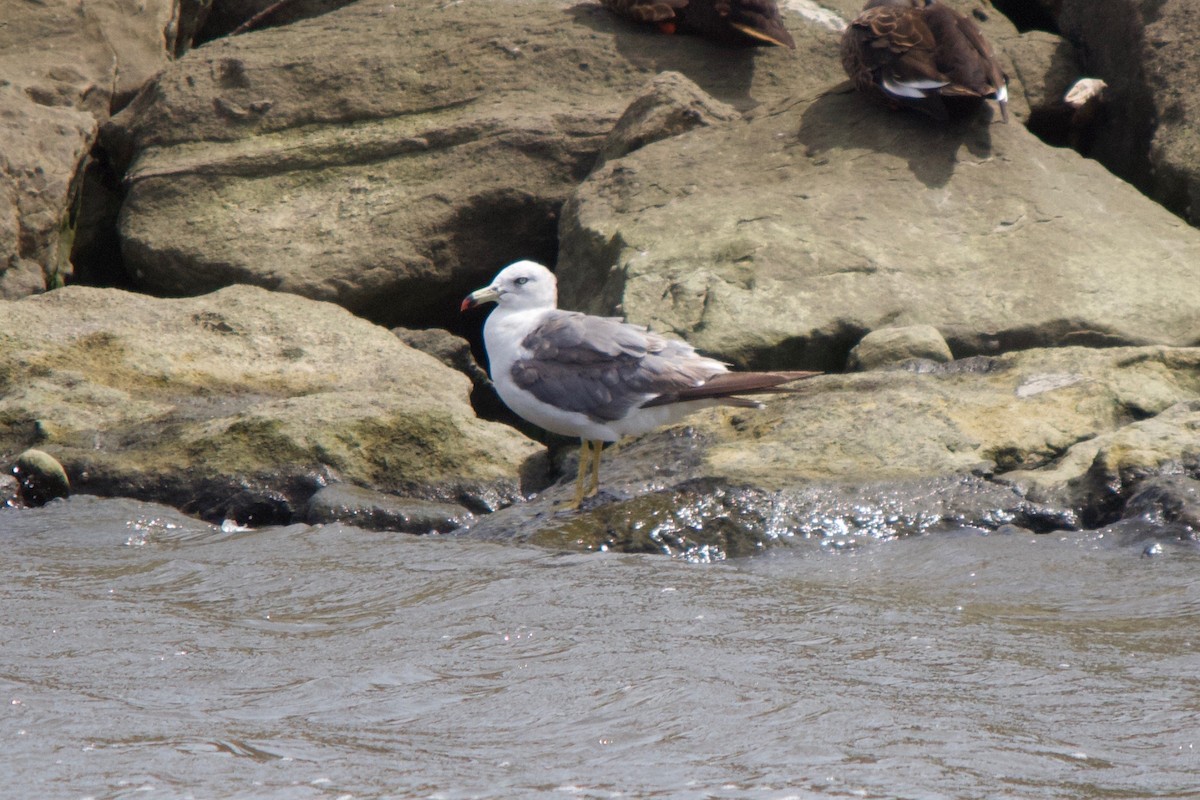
left=461, top=260, right=818, bottom=508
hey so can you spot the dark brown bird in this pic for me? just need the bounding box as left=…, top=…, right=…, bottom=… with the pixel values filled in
left=602, top=0, right=796, bottom=49
left=840, top=0, right=1008, bottom=122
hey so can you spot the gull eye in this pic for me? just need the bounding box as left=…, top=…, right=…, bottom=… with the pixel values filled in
left=514, top=277, right=530, bottom=286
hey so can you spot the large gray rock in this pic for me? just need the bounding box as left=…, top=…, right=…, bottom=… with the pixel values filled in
left=0, top=0, right=189, bottom=298
left=464, top=346, right=1200, bottom=555
left=0, top=285, right=545, bottom=524
left=102, top=0, right=849, bottom=328
left=559, top=88, right=1200, bottom=371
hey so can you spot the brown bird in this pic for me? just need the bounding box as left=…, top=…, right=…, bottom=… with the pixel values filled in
left=841, top=0, right=1008, bottom=122
left=602, top=0, right=796, bottom=49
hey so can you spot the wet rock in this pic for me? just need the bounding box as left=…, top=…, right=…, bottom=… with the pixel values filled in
left=559, top=88, right=1200, bottom=371
left=1122, top=475, right=1200, bottom=533
left=848, top=325, right=953, bottom=371
left=460, top=346, right=1199, bottom=552
left=466, top=472, right=1075, bottom=559
left=11, top=448, right=71, bottom=507
left=1006, top=396, right=1200, bottom=526
left=306, top=484, right=473, bottom=533
left=0, top=285, right=543, bottom=523
left=102, top=0, right=844, bottom=330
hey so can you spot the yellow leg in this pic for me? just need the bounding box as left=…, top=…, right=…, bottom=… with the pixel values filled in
left=563, top=439, right=614, bottom=510
left=585, top=439, right=604, bottom=498
left=568, top=439, right=595, bottom=510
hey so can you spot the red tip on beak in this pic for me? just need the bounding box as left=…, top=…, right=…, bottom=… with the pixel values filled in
left=461, top=286, right=499, bottom=313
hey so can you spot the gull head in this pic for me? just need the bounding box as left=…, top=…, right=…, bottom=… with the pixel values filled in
left=461, top=260, right=558, bottom=313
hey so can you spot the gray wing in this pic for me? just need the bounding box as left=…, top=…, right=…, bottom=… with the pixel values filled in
left=511, top=310, right=721, bottom=423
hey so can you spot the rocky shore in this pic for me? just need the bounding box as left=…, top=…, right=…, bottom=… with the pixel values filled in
left=2, top=0, right=1198, bottom=553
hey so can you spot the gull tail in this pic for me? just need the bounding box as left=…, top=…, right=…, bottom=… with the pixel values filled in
left=640, top=370, right=820, bottom=409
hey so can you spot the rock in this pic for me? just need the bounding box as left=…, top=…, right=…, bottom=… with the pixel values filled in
left=11, top=449, right=71, bottom=507
left=1122, top=475, right=1200, bottom=532
left=558, top=88, right=1200, bottom=372
left=1048, top=0, right=1200, bottom=225
left=0, top=0, right=197, bottom=298
left=594, top=71, right=740, bottom=169
left=461, top=346, right=1200, bottom=554
left=198, top=0, right=356, bottom=40
left=466, top=473, right=1073, bottom=558
left=1003, top=30, right=1083, bottom=115
left=391, top=325, right=516, bottom=427
left=0, top=285, right=545, bottom=524
left=392, top=327, right=489, bottom=389
left=1003, top=30, right=1109, bottom=153
left=1004, top=397, right=1200, bottom=526
left=0, top=473, right=21, bottom=509
left=305, top=484, right=473, bottom=533
left=100, top=0, right=847, bottom=329
left=0, top=260, right=50, bottom=301
left=848, top=325, right=953, bottom=371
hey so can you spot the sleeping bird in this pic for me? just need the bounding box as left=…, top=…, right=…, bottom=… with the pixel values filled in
left=841, top=0, right=1009, bottom=122
left=602, top=0, right=796, bottom=49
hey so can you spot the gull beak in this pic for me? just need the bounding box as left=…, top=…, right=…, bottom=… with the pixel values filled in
left=460, top=285, right=500, bottom=313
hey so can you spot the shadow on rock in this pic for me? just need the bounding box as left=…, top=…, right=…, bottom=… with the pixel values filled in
left=793, top=85, right=999, bottom=189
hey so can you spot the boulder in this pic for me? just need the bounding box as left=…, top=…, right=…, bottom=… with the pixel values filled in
left=464, top=346, right=1200, bottom=555
left=0, top=0, right=189, bottom=298
left=0, top=285, right=545, bottom=524
left=11, top=448, right=71, bottom=507
left=558, top=88, right=1200, bottom=372
left=848, top=325, right=953, bottom=371
left=101, top=0, right=848, bottom=329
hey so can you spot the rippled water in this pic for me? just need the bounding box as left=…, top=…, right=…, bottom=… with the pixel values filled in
left=3, top=496, right=1197, bottom=799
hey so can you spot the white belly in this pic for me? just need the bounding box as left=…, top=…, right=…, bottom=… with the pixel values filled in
left=483, top=307, right=725, bottom=442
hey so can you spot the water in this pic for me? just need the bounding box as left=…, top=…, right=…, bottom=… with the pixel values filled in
left=3, top=496, right=1197, bottom=799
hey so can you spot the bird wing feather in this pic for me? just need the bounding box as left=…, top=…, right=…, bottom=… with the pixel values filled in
left=848, top=6, right=947, bottom=87
left=601, top=0, right=689, bottom=23
left=512, top=311, right=725, bottom=423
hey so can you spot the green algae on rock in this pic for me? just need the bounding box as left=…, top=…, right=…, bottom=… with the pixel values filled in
left=0, top=285, right=545, bottom=524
